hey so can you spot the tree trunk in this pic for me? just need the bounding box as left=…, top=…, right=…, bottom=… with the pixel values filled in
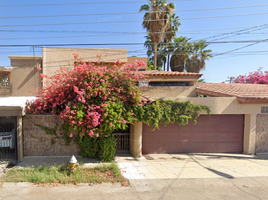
left=167, top=53, right=170, bottom=71
left=153, top=43, right=157, bottom=70
left=163, top=60, right=166, bottom=71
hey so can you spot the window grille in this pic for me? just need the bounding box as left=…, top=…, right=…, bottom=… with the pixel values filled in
left=149, top=82, right=190, bottom=86
left=1, top=74, right=9, bottom=87
left=261, top=107, right=268, bottom=113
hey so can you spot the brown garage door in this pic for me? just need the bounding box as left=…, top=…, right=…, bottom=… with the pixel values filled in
left=142, top=115, right=244, bottom=154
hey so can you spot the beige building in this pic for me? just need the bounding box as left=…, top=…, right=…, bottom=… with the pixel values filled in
left=0, top=47, right=148, bottom=161
left=1, top=48, right=147, bottom=97
left=42, top=47, right=147, bottom=77
left=132, top=76, right=268, bottom=157
left=1, top=47, right=268, bottom=162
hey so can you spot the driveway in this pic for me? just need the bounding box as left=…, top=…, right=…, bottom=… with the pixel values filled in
left=116, top=153, right=268, bottom=180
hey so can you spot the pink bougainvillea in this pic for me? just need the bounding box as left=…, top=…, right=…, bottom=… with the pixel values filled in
left=226, top=68, right=268, bottom=84
left=26, top=54, right=146, bottom=138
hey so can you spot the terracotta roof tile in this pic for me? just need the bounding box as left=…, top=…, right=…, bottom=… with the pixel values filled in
left=133, top=70, right=202, bottom=77
left=196, top=83, right=268, bottom=102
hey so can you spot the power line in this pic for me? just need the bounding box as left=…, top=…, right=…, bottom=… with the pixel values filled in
left=182, top=12, right=268, bottom=20
left=177, top=4, right=268, bottom=12
left=0, top=0, right=200, bottom=7
left=0, top=1, right=147, bottom=7
left=1, top=39, right=268, bottom=48
left=0, top=12, right=156, bottom=19
left=2, top=30, right=268, bottom=35
left=181, top=25, right=268, bottom=32
left=211, top=26, right=268, bottom=41
left=0, top=33, right=146, bottom=41
left=2, top=4, right=268, bottom=19
left=1, top=12, right=268, bottom=27
left=213, top=38, right=268, bottom=57
left=2, top=32, right=268, bottom=41
left=0, top=25, right=264, bottom=33
left=1, top=29, right=268, bottom=35
left=203, top=24, right=268, bottom=41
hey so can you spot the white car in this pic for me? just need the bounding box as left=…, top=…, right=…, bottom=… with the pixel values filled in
left=0, top=127, right=15, bottom=149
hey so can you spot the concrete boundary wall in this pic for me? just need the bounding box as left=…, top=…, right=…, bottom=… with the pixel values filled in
left=256, top=114, right=268, bottom=153
left=22, top=115, right=80, bottom=156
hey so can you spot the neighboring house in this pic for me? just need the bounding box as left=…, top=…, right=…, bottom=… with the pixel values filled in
left=130, top=79, right=268, bottom=157
left=0, top=59, right=40, bottom=161
left=0, top=66, right=11, bottom=96
left=1, top=47, right=268, bottom=162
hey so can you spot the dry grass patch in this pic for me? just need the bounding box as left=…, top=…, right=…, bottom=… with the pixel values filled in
left=2, top=163, right=128, bottom=186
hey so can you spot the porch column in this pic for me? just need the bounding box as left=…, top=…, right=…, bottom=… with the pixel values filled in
left=130, top=121, right=142, bottom=157
left=17, top=116, right=23, bottom=161
left=244, top=114, right=257, bottom=154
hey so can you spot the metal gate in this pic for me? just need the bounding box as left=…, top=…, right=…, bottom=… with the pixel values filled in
left=113, top=126, right=130, bottom=153
left=0, top=117, right=17, bottom=160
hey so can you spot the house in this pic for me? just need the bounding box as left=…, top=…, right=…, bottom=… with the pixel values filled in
left=1, top=47, right=268, bottom=162
left=0, top=48, right=147, bottom=161
left=0, top=59, right=40, bottom=161
left=130, top=76, right=268, bottom=157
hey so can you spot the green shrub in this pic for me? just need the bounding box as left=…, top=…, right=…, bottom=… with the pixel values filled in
left=77, top=135, right=99, bottom=158
left=97, top=135, right=116, bottom=162
left=77, top=135, right=116, bottom=162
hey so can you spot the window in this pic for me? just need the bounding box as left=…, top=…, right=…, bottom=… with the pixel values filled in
left=261, top=107, right=268, bottom=113
left=1, top=74, right=9, bottom=87
left=149, top=82, right=190, bottom=86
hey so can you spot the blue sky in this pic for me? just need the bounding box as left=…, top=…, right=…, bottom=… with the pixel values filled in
left=0, top=0, right=268, bottom=82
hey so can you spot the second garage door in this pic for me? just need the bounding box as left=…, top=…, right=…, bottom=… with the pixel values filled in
left=142, top=115, right=244, bottom=154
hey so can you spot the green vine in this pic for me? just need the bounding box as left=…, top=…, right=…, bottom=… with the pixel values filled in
left=60, top=122, right=73, bottom=146
left=51, top=139, right=55, bottom=146
left=33, top=122, right=59, bottom=146
left=33, top=100, right=210, bottom=159
left=136, top=99, right=210, bottom=130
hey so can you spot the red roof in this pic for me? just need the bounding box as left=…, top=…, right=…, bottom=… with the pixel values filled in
left=196, top=83, right=268, bottom=103
left=134, top=70, right=202, bottom=77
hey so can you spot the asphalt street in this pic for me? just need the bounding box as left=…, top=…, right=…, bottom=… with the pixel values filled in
left=0, top=177, right=268, bottom=200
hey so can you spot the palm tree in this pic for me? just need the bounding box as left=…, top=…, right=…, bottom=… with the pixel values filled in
left=140, top=0, right=175, bottom=70
left=164, top=14, right=181, bottom=43
left=144, top=35, right=154, bottom=57
left=170, top=36, right=192, bottom=72
left=161, top=42, right=173, bottom=71
left=198, top=79, right=206, bottom=83
left=158, top=47, right=167, bottom=70
left=186, top=40, right=212, bottom=73
left=144, top=34, right=164, bottom=70
left=163, top=14, right=181, bottom=71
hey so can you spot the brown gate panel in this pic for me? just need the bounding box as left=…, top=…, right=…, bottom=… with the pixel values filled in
left=142, top=115, right=244, bottom=154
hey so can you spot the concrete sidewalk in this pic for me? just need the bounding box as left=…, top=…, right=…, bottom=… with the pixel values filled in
left=2, top=153, right=268, bottom=181
left=116, top=153, right=268, bottom=180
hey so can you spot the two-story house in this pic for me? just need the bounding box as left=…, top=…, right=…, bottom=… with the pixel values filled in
left=1, top=47, right=268, bottom=162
